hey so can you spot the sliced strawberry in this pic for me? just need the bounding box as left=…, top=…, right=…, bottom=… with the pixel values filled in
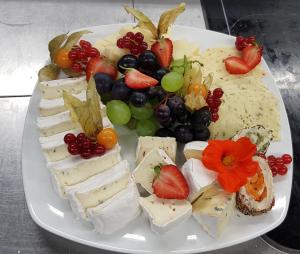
left=242, top=45, right=262, bottom=69
left=151, top=38, right=173, bottom=68
left=125, top=69, right=158, bottom=89
left=86, top=57, right=117, bottom=81
left=152, top=164, right=189, bottom=200
left=224, top=56, right=251, bottom=74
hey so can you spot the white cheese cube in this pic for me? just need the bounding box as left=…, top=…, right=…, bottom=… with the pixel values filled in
left=192, top=183, right=236, bottom=238
left=139, top=195, right=192, bottom=234
left=183, top=141, right=208, bottom=160
left=87, top=180, right=141, bottom=234
left=38, top=76, right=87, bottom=99
left=181, top=158, right=216, bottom=202
left=49, top=144, right=122, bottom=198
left=66, top=160, right=130, bottom=220
left=133, top=149, right=175, bottom=194
left=136, top=136, right=177, bottom=164
left=39, top=90, right=106, bottom=117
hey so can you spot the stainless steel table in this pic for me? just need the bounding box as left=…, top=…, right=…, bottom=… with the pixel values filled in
left=0, top=0, right=287, bottom=253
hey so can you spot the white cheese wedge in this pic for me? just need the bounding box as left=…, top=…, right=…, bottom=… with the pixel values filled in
left=66, top=160, right=130, bottom=220
left=173, top=40, right=200, bottom=60
left=139, top=195, right=192, bottom=234
left=183, top=141, right=208, bottom=160
left=136, top=136, right=177, bottom=164
left=37, top=110, right=112, bottom=137
left=38, top=76, right=87, bottom=99
left=49, top=144, right=121, bottom=198
left=39, top=117, right=113, bottom=162
left=87, top=180, right=141, bottom=234
left=39, top=90, right=106, bottom=117
left=192, top=183, right=236, bottom=238
left=181, top=158, right=216, bottom=202
left=133, top=149, right=175, bottom=194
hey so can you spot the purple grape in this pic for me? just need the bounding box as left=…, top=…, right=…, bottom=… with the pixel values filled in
left=167, top=95, right=184, bottom=111
left=156, top=128, right=174, bottom=137
left=155, top=104, right=171, bottom=122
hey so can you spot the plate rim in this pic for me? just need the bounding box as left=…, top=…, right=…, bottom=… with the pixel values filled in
left=22, top=23, right=293, bottom=254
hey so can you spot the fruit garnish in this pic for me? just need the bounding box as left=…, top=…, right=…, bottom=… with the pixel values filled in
left=97, top=128, right=118, bottom=149
left=48, top=33, right=68, bottom=62
left=184, top=92, right=207, bottom=111
left=124, top=69, right=158, bottom=89
left=38, top=64, right=60, bottom=81
left=267, top=154, right=292, bottom=176
left=152, top=164, right=189, bottom=199
left=137, top=50, right=159, bottom=71
left=235, top=35, right=260, bottom=51
left=54, top=48, right=73, bottom=69
left=63, top=78, right=103, bottom=138
left=202, top=137, right=259, bottom=193
left=242, top=45, right=262, bottom=69
left=116, top=32, right=148, bottom=55
left=124, top=2, right=186, bottom=39
left=106, top=100, right=131, bottom=125
left=136, top=118, right=158, bottom=136
left=205, top=87, right=224, bottom=122
left=161, top=71, right=184, bottom=92
left=224, top=56, right=250, bottom=74
left=117, top=54, right=138, bottom=74
left=86, top=56, right=117, bottom=81
left=151, top=38, right=173, bottom=68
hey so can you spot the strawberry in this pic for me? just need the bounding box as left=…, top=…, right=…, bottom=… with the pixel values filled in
left=125, top=69, right=158, bottom=89
left=152, top=164, right=189, bottom=200
left=242, top=45, right=262, bottom=69
left=86, top=57, right=117, bottom=81
left=224, top=56, right=250, bottom=74
left=151, top=38, right=173, bottom=68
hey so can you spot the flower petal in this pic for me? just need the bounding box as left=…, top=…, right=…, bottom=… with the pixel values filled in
left=232, top=137, right=257, bottom=162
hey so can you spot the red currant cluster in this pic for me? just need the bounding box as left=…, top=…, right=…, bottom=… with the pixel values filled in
left=235, top=36, right=257, bottom=51
left=64, top=132, right=106, bottom=159
left=206, top=88, right=224, bottom=122
left=116, top=32, right=148, bottom=55
left=68, top=40, right=100, bottom=73
left=258, top=153, right=292, bottom=176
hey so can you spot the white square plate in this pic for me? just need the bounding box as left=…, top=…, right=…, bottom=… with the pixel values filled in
left=22, top=24, right=293, bottom=253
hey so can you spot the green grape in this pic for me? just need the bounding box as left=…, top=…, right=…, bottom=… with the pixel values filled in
left=170, top=59, right=185, bottom=74
left=106, top=100, right=131, bottom=125
left=161, top=71, right=184, bottom=92
left=136, top=118, right=158, bottom=136
left=130, top=102, right=153, bottom=120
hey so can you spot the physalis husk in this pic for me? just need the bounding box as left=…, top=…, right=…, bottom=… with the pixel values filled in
left=63, top=78, right=103, bottom=138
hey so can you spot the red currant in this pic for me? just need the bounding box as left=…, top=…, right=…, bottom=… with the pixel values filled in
left=71, top=62, right=82, bottom=73
left=68, top=50, right=78, bottom=61
left=268, top=160, right=276, bottom=168
left=271, top=169, right=277, bottom=177
left=213, top=88, right=224, bottom=98
left=206, top=96, right=214, bottom=105
left=267, top=155, right=276, bottom=162
left=282, top=154, right=292, bottom=164
left=246, top=36, right=256, bottom=43
left=117, top=38, right=125, bottom=48
left=275, top=158, right=284, bottom=166
left=68, top=145, right=79, bottom=155
left=257, top=153, right=266, bottom=159
left=80, top=151, right=92, bottom=159
left=79, top=40, right=92, bottom=50
left=210, top=107, right=219, bottom=113
left=211, top=112, right=219, bottom=122
left=93, top=144, right=106, bottom=156
left=130, top=45, right=140, bottom=55
left=76, top=133, right=86, bottom=143
left=87, top=47, right=100, bottom=57
left=126, top=32, right=135, bottom=39
left=139, top=41, right=148, bottom=52
left=123, top=39, right=131, bottom=49
left=64, top=133, right=76, bottom=144
left=277, top=164, right=288, bottom=175
left=134, top=32, right=144, bottom=44
left=82, top=139, right=92, bottom=149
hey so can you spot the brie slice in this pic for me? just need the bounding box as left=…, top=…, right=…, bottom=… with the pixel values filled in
left=66, top=160, right=130, bottom=220
left=38, top=76, right=87, bottom=99
left=87, top=180, right=141, bottom=234
left=136, top=136, right=177, bottom=164
left=139, top=195, right=192, bottom=234
left=183, top=141, right=208, bottom=160
left=133, top=148, right=175, bottom=194
left=192, top=183, right=236, bottom=238
left=181, top=158, right=216, bottom=202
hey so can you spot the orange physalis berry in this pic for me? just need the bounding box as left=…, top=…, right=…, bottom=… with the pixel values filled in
left=97, top=128, right=118, bottom=149
left=54, top=48, right=73, bottom=69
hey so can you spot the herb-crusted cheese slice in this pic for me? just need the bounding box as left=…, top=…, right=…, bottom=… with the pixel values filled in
left=192, top=183, right=236, bottom=238
left=38, top=76, right=87, bottom=100
left=136, top=136, right=177, bottom=164
left=133, top=148, right=175, bottom=194
left=87, top=180, right=141, bottom=234
left=183, top=141, right=208, bottom=160
left=181, top=158, right=216, bottom=202
left=66, top=160, right=130, bottom=220
left=139, top=195, right=192, bottom=234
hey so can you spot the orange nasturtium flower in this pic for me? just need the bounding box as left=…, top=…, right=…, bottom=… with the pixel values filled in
left=202, top=137, right=259, bottom=193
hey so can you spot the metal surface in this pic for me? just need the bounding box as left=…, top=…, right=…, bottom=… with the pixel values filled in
left=0, top=0, right=289, bottom=253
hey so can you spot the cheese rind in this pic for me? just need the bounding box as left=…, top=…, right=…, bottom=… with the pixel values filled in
left=181, top=158, right=216, bottom=202
left=139, top=195, right=192, bottom=234
left=66, top=160, right=130, bottom=220
left=192, top=183, right=236, bottom=238
left=183, top=141, right=208, bottom=160
left=136, top=136, right=177, bottom=164
left=38, top=76, right=87, bottom=99
left=49, top=145, right=122, bottom=198
left=133, top=149, right=175, bottom=194
left=87, top=180, right=141, bottom=234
